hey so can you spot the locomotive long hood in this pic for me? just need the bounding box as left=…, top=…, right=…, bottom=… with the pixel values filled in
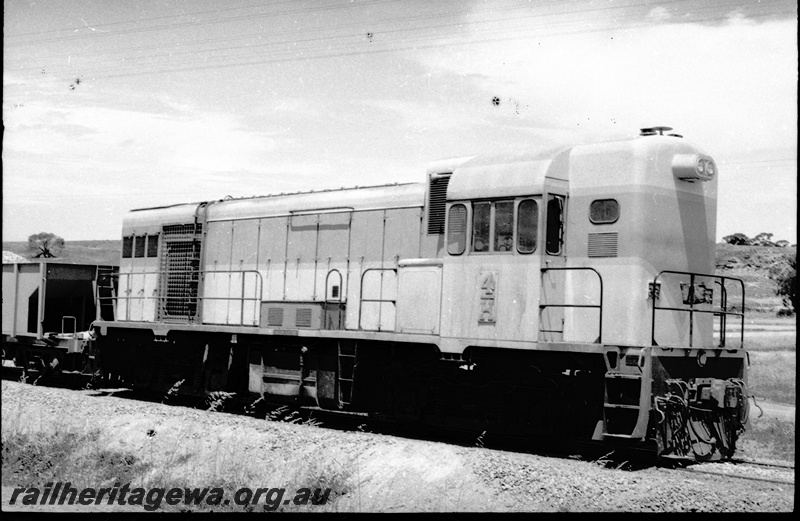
left=204, top=182, right=426, bottom=222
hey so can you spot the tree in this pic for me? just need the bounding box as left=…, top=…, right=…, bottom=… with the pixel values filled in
left=752, top=232, right=775, bottom=246
left=28, top=232, right=65, bottom=258
left=722, top=233, right=750, bottom=245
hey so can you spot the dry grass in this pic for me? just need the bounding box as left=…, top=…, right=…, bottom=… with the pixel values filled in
left=2, top=429, right=152, bottom=491
left=1, top=396, right=152, bottom=494
left=738, top=415, right=796, bottom=462
left=735, top=316, right=795, bottom=462
left=742, top=332, right=797, bottom=352
left=734, top=316, right=796, bottom=405
left=0, top=384, right=356, bottom=513
left=1, top=424, right=353, bottom=512
left=747, top=351, right=796, bottom=406
left=1, top=415, right=355, bottom=513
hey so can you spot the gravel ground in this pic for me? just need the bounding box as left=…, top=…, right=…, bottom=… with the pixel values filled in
left=1, top=380, right=794, bottom=513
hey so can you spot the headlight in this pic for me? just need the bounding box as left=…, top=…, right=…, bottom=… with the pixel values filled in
left=673, top=154, right=716, bottom=182
left=696, top=159, right=706, bottom=176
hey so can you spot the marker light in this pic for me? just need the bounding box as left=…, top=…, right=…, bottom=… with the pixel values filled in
left=705, top=161, right=716, bottom=178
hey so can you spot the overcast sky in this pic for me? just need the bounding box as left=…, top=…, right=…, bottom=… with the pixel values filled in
left=3, top=0, right=797, bottom=243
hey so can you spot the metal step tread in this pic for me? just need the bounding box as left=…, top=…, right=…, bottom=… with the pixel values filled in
left=603, top=433, right=644, bottom=439
left=605, top=373, right=643, bottom=380
left=603, top=403, right=640, bottom=409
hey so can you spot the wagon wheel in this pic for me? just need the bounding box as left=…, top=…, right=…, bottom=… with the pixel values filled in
left=25, top=355, right=48, bottom=384
left=48, top=353, right=63, bottom=377
left=29, top=353, right=63, bottom=383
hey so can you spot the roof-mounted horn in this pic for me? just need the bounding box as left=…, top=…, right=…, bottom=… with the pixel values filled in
left=640, top=126, right=673, bottom=136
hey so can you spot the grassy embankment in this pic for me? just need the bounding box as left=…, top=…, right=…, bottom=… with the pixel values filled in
left=1, top=394, right=354, bottom=513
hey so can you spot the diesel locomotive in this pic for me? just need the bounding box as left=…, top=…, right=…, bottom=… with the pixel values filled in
left=3, top=127, right=750, bottom=460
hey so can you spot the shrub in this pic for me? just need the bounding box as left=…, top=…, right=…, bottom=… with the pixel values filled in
left=771, top=254, right=797, bottom=312
left=722, top=233, right=750, bottom=245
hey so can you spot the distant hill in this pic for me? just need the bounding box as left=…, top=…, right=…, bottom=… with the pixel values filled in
left=2, top=240, right=795, bottom=315
left=2, top=240, right=121, bottom=266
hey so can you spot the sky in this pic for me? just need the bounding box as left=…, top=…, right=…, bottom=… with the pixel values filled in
left=3, top=0, right=797, bottom=244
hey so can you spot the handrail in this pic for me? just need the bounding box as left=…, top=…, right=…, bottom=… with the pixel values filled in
left=95, top=265, right=118, bottom=322
left=539, top=266, right=604, bottom=343
left=650, top=270, right=745, bottom=349
left=324, top=269, right=344, bottom=303
left=97, top=268, right=263, bottom=326
left=358, top=267, right=397, bottom=331
left=324, top=269, right=345, bottom=330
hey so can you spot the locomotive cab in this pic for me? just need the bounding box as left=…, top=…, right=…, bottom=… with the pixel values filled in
left=436, top=129, right=747, bottom=460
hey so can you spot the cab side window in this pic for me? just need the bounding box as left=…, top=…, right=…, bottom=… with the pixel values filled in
left=517, top=199, right=538, bottom=253
left=447, top=204, right=467, bottom=255
left=590, top=199, right=619, bottom=224
left=147, top=234, right=160, bottom=257
left=134, top=235, right=146, bottom=258
left=122, top=236, right=133, bottom=258
left=471, top=202, right=491, bottom=252
left=546, top=195, right=564, bottom=255
left=494, top=201, right=514, bottom=252
left=450, top=197, right=542, bottom=255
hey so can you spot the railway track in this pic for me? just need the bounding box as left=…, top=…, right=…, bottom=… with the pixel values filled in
left=668, top=459, right=795, bottom=487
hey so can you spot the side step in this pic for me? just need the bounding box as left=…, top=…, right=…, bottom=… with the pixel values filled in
left=337, top=341, right=358, bottom=407
left=603, top=372, right=644, bottom=438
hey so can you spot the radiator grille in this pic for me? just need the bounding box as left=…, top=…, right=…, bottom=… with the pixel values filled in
left=163, top=223, right=202, bottom=236
left=588, top=232, right=618, bottom=258
left=427, top=175, right=450, bottom=234
left=266, top=307, right=284, bottom=327
left=158, top=223, right=202, bottom=322
left=295, top=308, right=312, bottom=328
